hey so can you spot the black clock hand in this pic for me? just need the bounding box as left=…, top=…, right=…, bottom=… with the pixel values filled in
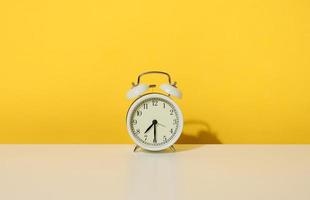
left=144, top=123, right=154, bottom=134
left=153, top=120, right=157, bottom=143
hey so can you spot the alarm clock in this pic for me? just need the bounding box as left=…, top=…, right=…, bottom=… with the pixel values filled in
left=126, top=71, right=183, bottom=152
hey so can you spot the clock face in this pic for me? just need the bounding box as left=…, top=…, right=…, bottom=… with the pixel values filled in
left=126, top=93, right=183, bottom=151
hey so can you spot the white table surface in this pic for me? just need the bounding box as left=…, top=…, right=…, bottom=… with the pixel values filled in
left=0, top=144, right=309, bottom=200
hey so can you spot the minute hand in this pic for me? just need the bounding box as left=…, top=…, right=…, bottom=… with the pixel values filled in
left=153, top=123, right=157, bottom=143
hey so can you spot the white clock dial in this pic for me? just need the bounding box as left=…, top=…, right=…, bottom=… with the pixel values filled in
left=126, top=93, right=183, bottom=151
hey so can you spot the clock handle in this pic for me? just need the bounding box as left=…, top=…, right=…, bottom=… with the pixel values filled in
left=127, top=71, right=181, bottom=99
left=136, top=71, right=175, bottom=86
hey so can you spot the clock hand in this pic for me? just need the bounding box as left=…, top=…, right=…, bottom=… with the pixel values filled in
left=153, top=120, right=157, bottom=143
left=144, top=123, right=154, bottom=134
left=157, top=122, right=166, bottom=128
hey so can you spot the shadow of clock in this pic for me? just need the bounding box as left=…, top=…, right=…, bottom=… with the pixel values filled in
left=168, top=119, right=221, bottom=152
left=177, top=119, right=221, bottom=145
left=134, top=119, right=221, bottom=153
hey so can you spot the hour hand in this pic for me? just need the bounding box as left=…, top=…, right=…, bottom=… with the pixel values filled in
left=144, top=123, right=154, bottom=134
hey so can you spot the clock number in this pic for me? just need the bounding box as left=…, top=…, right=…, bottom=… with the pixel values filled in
left=163, top=103, right=166, bottom=109
left=132, top=119, right=137, bottom=125
left=163, top=136, right=167, bottom=142
left=137, top=110, right=142, bottom=116
left=173, top=119, right=177, bottom=125
left=152, top=100, right=158, bottom=106
left=144, top=134, right=148, bottom=141
left=170, top=128, right=174, bottom=134
left=170, top=109, right=174, bottom=115
left=143, top=103, right=148, bottom=110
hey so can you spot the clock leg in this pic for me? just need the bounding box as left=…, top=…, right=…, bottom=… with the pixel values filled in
left=133, top=145, right=140, bottom=152
left=170, top=145, right=176, bottom=152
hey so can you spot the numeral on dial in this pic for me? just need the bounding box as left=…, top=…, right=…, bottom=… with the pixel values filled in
left=132, top=119, right=137, bottom=125
left=170, top=109, right=174, bottom=115
left=152, top=100, right=158, bottom=106
left=143, top=103, right=148, bottom=109
left=137, top=110, right=142, bottom=116
left=135, top=129, right=140, bottom=134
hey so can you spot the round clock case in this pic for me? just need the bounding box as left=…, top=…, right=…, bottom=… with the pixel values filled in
left=126, top=93, right=183, bottom=151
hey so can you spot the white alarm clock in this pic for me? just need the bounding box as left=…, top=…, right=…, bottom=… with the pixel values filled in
left=126, top=71, right=183, bottom=152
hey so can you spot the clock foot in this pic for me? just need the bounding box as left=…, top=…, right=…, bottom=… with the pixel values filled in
left=170, top=145, right=176, bottom=152
left=133, top=145, right=140, bottom=152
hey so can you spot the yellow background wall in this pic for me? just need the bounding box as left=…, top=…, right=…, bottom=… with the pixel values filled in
left=1, top=0, right=310, bottom=144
